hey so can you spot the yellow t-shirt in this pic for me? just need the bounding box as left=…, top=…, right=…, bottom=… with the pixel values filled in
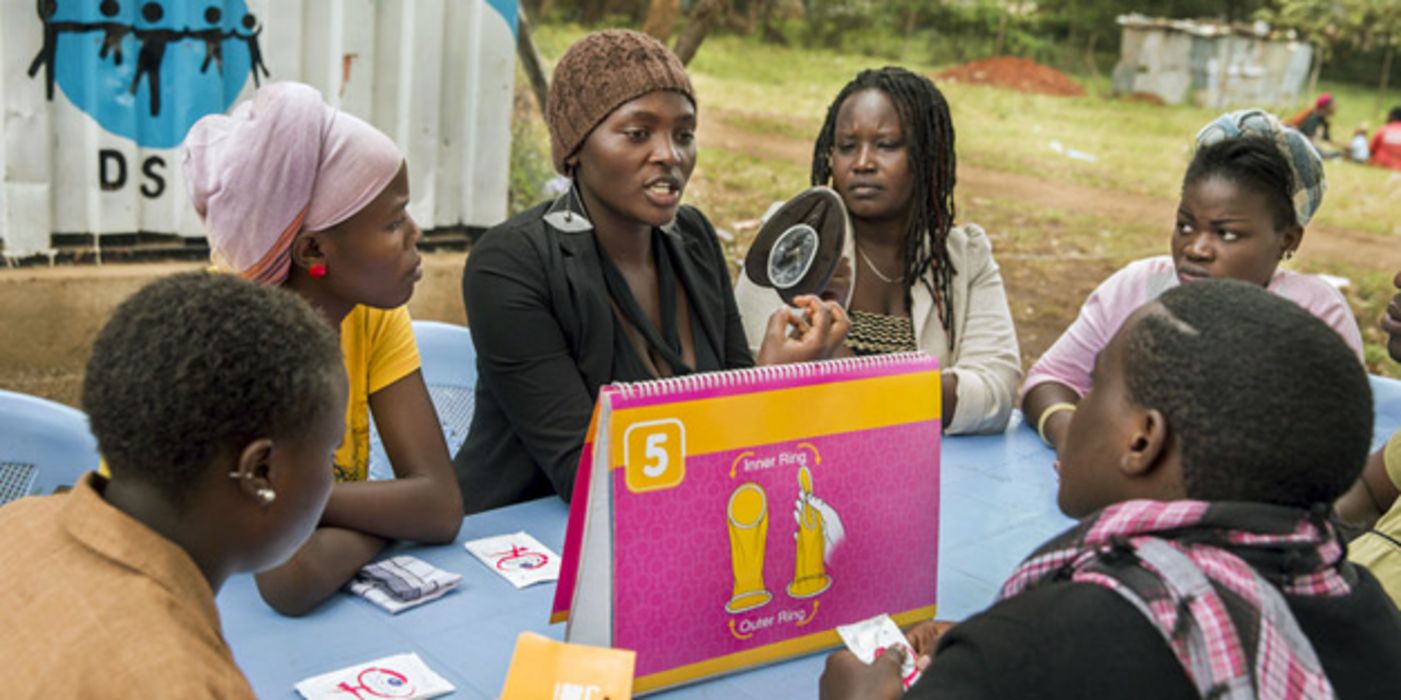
left=334, top=305, right=421, bottom=482
left=98, top=305, right=421, bottom=484
left=1349, top=429, right=1401, bottom=605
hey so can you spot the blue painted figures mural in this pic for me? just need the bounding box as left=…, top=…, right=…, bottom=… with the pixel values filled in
left=28, top=0, right=270, bottom=149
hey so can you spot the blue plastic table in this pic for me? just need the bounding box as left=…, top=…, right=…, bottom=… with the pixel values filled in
left=218, top=377, right=1401, bottom=698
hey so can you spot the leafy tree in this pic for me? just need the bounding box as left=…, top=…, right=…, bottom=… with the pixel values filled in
left=1347, top=0, right=1400, bottom=111
left=1257, top=0, right=1360, bottom=101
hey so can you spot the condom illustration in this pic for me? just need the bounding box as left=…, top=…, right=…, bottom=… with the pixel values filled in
left=28, top=0, right=270, bottom=148
left=788, top=466, right=842, bottom=599
left=725, top=482, right=773, bottom=614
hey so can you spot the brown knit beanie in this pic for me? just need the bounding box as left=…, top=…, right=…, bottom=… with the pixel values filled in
left=547, top=29, right=695, bottom=174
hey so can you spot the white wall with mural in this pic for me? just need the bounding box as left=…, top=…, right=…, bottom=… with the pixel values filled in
left=0, top=0, right=518, bottom=259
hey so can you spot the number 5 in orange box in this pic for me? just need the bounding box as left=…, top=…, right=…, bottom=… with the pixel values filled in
left=624, top=419, right=685, bottom=493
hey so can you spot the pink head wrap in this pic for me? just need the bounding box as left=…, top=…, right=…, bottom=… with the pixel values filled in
left=182, top=82, right=404, bottom=286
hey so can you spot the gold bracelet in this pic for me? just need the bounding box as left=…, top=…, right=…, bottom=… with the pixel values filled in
left=1036, top=402, right=1077, bottom=447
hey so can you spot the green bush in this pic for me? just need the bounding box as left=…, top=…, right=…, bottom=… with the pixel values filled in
left=508, top=113, right=555, bottom=216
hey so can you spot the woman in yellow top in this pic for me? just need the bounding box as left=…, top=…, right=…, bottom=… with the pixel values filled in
left=1338, top=269, right=1401, bottom=606
left=181, top=81, right=463, bottom=614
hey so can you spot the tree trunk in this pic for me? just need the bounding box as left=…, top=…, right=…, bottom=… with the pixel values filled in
left=642, top=0, right=682, bottom=40
left=756, top=0, right=784, bottom=44
left=673, top=0, right=727, bottom=66
left=994, top=8, right=1008, bottom=56
left=1379, top=42, right=1394, bottom=116
left=581, top=0, right=608, bottom=25
left=1307, top=52, right=1323, bottom=106
left=1083, top=31, right=1100, bottom=94
left=517, top=8, right=551, bottom=119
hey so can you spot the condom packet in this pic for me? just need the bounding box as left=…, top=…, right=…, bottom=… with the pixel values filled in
left=294, top=652, right=453, bottom=699
left=835, top=613, right=922, bottom=690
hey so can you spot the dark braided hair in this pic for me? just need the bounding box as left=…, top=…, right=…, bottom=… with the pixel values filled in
left=811, top=67, right=959, bottom=339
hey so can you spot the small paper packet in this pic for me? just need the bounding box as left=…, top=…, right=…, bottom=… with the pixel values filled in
left=345, top=555, right=462, bottom=614
left=464, top=531, right=561, bottom=589
left=835, top=613, right=922, bottom=690
left=294, top=652, right=453, bottom=700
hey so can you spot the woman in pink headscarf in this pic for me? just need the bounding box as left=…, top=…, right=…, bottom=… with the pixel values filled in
left=183, top=82, right=463, bottom=615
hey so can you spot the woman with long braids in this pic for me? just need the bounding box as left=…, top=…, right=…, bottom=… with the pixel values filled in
left=736, top=67, right=1022, bottom=434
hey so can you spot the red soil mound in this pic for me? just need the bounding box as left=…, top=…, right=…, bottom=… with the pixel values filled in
left=935, top=56, right=1086, bottom=98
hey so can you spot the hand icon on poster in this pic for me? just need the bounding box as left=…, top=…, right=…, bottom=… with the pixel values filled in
left=794, top=493, right=845, bottom=562
left=788, top=466, right=842, bottom=598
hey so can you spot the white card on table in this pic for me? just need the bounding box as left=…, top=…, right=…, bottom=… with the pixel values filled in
left=293, top=652, right=453, bottom=700
left=464, top=531, right=561, bottom=589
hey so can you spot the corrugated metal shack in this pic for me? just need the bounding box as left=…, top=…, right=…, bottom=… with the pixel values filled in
left=1112, top=14, right=1313, bottom=108
left=0, top=0, right=519, bottom=261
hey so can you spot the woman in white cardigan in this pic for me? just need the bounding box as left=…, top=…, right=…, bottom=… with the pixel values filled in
left=735, top=67, right=1022, bottom=434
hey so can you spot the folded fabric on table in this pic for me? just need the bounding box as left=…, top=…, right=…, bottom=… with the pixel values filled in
left=345, top=555, right=462, bottom=614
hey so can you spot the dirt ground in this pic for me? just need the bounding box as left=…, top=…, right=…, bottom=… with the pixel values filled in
left=936, top=56, right=1088, bottom=97
left=5, top=105, right=1399, bottom=409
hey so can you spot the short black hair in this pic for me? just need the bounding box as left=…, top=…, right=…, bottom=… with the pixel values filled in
left=1389, top=106, right=1401, bottom=123
left=83, top=272, right=343, bottom=505
left=1183, top=135, right=1298, bottom=231
left=1122, top=279, right=1371, bottom=508
left=811, top=67, right=960, bottom=342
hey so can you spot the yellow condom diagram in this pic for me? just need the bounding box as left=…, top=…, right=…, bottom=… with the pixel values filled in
left=724, top=466, right=844, bottom=615
left=788, top=466, right=838, bottom=598
left=725, top=482, right=773, bottom=614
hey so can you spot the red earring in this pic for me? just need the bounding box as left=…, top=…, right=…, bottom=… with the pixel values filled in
left=309, top=263, right=328, bottom=279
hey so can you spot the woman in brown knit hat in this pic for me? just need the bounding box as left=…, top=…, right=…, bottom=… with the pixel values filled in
left=454, top=29, right=847, bottom=513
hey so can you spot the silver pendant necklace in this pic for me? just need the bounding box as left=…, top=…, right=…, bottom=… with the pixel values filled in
left=856, top=245, right=902, bottom=284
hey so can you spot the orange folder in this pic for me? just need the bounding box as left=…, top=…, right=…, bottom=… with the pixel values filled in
left=500, top=632, right=636, bottom=700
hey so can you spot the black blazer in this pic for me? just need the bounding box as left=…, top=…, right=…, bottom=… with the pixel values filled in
left=453, top=202, right=754, bottom=513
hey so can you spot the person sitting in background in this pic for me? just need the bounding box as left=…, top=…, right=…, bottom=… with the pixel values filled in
left=1288, top=93, right=1339, bottom=156
left=821, top=279, right=1401, bottom=699
left=182, top=82, right=463, bottom=615
left=1336, top=268, right=1401, bottom=606
left=0, top=273, right=345, bottom=696
left=1024, top=109, right=1361, bottom=453
left=1369, top=107, right=1401, bottom=170
left=1349, top=123, right=1372, bottom=163
left=455, top=30, right=847, bottom=514
left=734, top=67, right=1022, bottom=435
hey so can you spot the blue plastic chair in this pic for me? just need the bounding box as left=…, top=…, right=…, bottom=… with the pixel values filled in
left=366, top=321, right=477, bottom=479
left=1372, top=375, right=1401, bottom=450
left=0, top=389, right=100, bottom=504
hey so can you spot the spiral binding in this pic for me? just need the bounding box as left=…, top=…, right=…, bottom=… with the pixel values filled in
left=607, top=351, right=932, bottom=400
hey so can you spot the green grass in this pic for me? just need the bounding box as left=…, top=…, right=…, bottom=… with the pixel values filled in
left=689, top=148, right=806, bottom=232
left=529, top=25, right=1398, bottom=237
